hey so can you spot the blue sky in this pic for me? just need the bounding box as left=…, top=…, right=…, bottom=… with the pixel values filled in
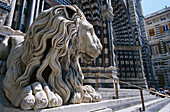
left=141, top=0, right=170, bottom=16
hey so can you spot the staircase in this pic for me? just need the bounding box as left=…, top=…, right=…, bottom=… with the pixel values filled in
left=97, top=88, right=170, bottom=112
left=0, top=74, right=169, bottom=112
left=97, top=88, right=150, bottom=100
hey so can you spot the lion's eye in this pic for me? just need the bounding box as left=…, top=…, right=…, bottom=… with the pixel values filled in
left=87, top=28, right=91, bottom=32
left=87, top=28, right=93, bottom=35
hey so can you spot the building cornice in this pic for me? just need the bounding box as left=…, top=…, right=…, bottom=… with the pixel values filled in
left=145, top=6, right=170, bottom=20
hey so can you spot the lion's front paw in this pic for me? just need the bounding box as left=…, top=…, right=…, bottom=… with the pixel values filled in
left=34, top=96, right=48, bottom=110
left=47, top=92, right=58, bottom=107
left=32, top=82, right=48, bottom=110
left=89, top=92, right=102, bottom=102
left=21, top=94, right=35, bottom=110
left=43, top=82, right=63, bottom=107
left=20, top=82, right=63, bottom=110
left=82, top=85, right=102, bottom=102
left=82, top=92, right=92, bottom=103
left=46, top=92, right=63, bottom=107
left=70, top=92, right=82, bottom=104
left=54, top=93, right=63, bottom=106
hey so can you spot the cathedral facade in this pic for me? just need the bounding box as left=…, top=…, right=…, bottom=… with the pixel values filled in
left=1, top=0, right=153, bottom=89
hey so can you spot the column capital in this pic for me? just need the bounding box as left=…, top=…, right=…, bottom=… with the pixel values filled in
left=101, top=4, right=114, bottom=21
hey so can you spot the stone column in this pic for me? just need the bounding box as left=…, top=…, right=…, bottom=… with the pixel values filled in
left=102, top=0, right=115, bottom=67
left=40, top=0, right=44, bottom=13
left=18, top=0, right=26, bottom=30
left=101, top=0, right=119, bottom=88
left=6, top=0, right=17, bottom=27
left=26, top=0, right=36, bottom=31
left=35, top=0, right=40, bottom=19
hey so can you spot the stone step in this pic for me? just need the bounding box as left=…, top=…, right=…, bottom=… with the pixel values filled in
left=146, top=98, right=170, bottom=112
left=97, top=88, right=150, bottom=94
left=115, top=97, right=166, bottom=112
left=99, top=91, right=150, bottom=97
left=102, top=94, right=151, bottom=100
left=95, top=108, right=112, bottom=112
left=97, top=88, right=150, bottom=100
left=159, top=101, right=170, bottom=112
left=104, top=95, right=154, bottom=104
left=97, top=88, right=141, bottom=92
left=108, top=95, right=159, bottom=111
left=98, top=90, right=149, bottom=94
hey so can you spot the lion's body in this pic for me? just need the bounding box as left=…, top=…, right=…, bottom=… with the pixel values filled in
left=1, top=5, right=102, bottom=110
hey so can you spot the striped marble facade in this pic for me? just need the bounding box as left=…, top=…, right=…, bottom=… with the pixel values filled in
left=111, top=0, right=147, bottom=88
left=135, top=0, right=156, bottom=88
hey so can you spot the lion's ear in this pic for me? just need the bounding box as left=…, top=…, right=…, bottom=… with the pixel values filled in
left=65, top=6, right=76, bottom=19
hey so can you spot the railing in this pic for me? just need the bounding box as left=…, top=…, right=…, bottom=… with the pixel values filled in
left=94, top=73, right=170, bottom=111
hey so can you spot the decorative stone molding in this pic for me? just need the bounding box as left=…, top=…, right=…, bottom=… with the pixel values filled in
left=0, top=26, right=24, bottom=36
left=101, top=4, right=114, bottom=21
left=0, top=1, right=11, bottom=12
left=82, top=66, right=117, bottom=73
left=115, top=46, right=141, bottom=50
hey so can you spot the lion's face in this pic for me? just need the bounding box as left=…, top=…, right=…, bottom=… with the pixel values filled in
left=78, top=20, right=102, bottom=63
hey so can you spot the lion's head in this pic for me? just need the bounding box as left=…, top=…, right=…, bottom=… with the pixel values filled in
left=14, top=5, right=102, bottom=103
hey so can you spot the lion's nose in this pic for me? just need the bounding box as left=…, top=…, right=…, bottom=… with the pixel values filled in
left=94, top=35, right=103, bottom=52
left=98, top=43, right=103, bottom=51
left=96, top=40, right=102, bottom=52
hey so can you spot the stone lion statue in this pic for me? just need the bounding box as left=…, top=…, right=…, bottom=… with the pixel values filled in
left=0, top=5, right=102, bottom=110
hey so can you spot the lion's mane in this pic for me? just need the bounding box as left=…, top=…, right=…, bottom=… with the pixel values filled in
left=13, top=5, right=85, bottom=103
